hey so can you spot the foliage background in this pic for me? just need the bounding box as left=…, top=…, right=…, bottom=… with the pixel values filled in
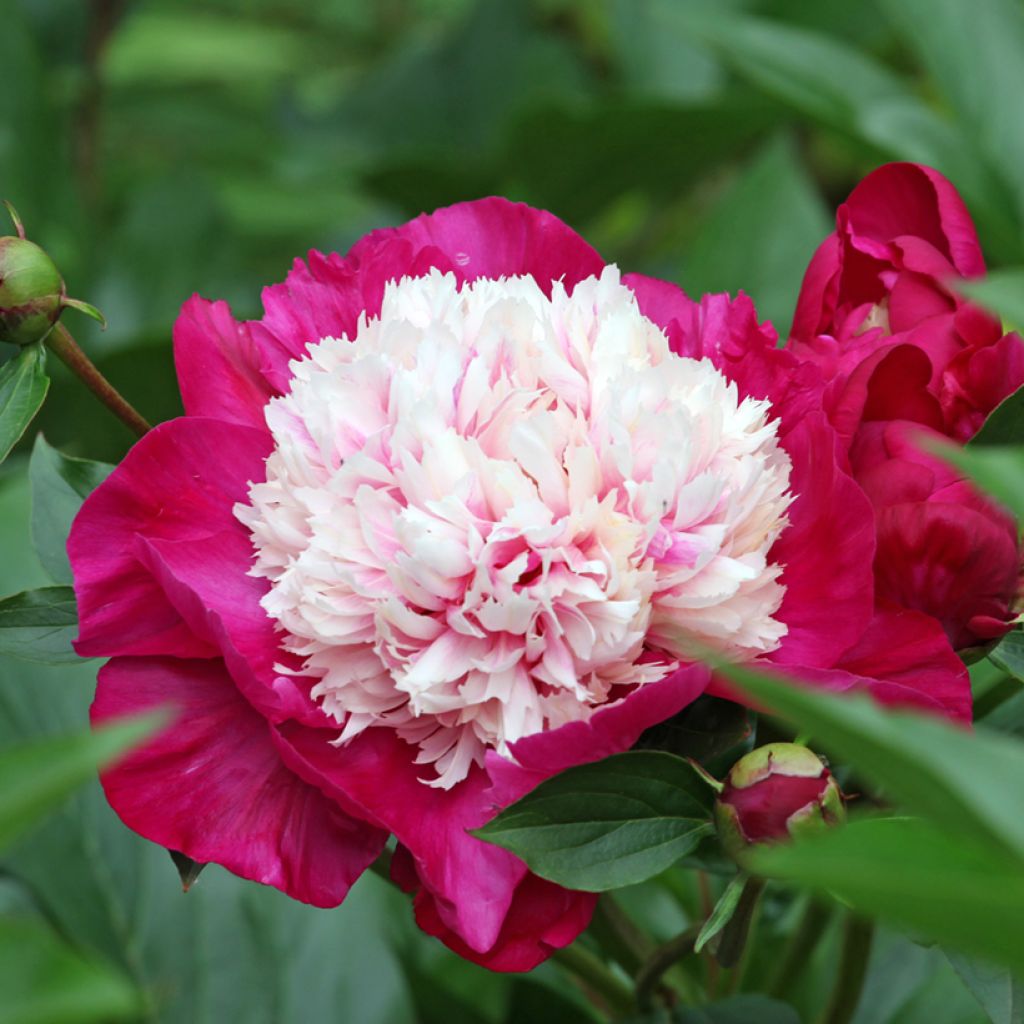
left=3, top=0, right=1023, bottom=1020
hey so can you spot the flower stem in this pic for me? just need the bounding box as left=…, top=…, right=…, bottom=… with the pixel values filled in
left=715, top=876, right=765, bottom=969
left=819, top=915, right=874, bottom=1024
left=769, top=898, right=833, bottom=998
left=590, top=894, right=654, bottom=975
left=634, top=924, right=701, bottom=1011
left=552, top=942, right=635, bottom=1018
left=46, top=322, right=151, bottom=437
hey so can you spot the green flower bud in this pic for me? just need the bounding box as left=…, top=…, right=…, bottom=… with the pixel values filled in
left=0, top=233, right=65, bottom=346
left=714, top=742, right=844, bottom=864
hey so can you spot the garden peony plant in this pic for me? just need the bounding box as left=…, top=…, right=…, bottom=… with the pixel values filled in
left=65, top=165, right=1011, bottom=973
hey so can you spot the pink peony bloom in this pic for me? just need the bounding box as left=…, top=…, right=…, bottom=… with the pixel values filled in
left=70, top=198, right=968, bottom=971
left=789, top=162, right=1024, bottom=649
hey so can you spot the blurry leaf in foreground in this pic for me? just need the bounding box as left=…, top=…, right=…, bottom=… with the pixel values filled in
left=928, top=441, right=1024, bottom=522
left=749, top=817, right=1024, bottom=976
left=0, top=713, right=163, bottom=851
left=0, top=914, right=145, bottom=1024
left=0, top=343, right=48, bottom=464
left=0, top=585, right=78, bottom=664
left=968, top=378, right=1024, bottom=447
left=959, top=271, right=1024, bottom=333
left=474, top=751, right=713, bottom=891
left=944, top=950, right=1024, bottom=1024
left=989, top=631, right=1024, bottom=685
left=716, top=661, right=1024, bottom=862
left=28, top=434, right=113, bottom=583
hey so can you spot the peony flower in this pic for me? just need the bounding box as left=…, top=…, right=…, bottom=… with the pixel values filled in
left=70, top=199, right=969, bottom=971
left=789, top=162, right=1023, bottom=649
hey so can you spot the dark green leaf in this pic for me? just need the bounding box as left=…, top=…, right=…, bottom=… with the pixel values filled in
left=636, top=694, right=753, bottom=768
left=0, top=713, right=163, bottom=850
left=0, top=343, right=49, bottom=464
left=970, top=381, right=1024, bottom=447
left=474, top=751, right=714, bottom=891
left=718, top=662, right=1024, bottom=862
left=0, top=585, right=79, bottom=663
left=750, top=817, right=1024, bottom=976
left=959, top=271, right=1024, bottom=334
left=694, top=874, right=745, bottom=954
left=945, top=951, right=1024, bottom=1024
left=28, top=434, right=113, bottom=583
left=0, top=915, right=145, bottom=1024
left=505, top=977, right=601, bottom=1024
left=168, top=850, right=206, bottom=893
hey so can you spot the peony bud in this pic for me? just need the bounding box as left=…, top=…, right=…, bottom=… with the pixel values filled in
left=0, top=232, right=65, bottom=347
left=714, top=742, right=844, bottom=861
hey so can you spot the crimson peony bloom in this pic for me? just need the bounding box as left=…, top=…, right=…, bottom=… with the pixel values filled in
left=789, top=163, right=1023, bottom=649
left=70, top=199, right=968, bottom=971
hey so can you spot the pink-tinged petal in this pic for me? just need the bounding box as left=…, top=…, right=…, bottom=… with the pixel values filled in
left=273, top=725, right=526, bottom=954
left=173, top=296, right=277, bottom=430
left=70, top=418, right=273, bottom=660
left=769, top=413, right=876, bottom=668
left=350, top=197, right=605, bottom=293
left=874, top=502, right=1018, bottom=649
left=135, top=530, right=328, bottom=728
left=841, top=163, right=986, bottom=279
left=487, top=663, right=709, bottom=804
left=93, top=657, right=387, bottom=906
left=411, top=874, right=597, bottom=972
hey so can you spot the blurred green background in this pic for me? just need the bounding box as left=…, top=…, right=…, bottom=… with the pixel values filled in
left=3, top=0, right=1024, bottom=1021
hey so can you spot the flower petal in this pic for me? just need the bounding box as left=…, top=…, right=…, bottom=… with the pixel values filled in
left=93, top=656, right=387, bottom=906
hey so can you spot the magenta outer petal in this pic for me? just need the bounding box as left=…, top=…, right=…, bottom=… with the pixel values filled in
left=92, top=657, right=387, bottom=906
left=411, top=873, right=597, bottom=972
left=272, top=724, right=527, bottom=954
left=769, top=413, right=876, bottom=668
left=173, top=296, right=278, bottom=430
left=349, top=197, right=605, bottom=292
left=70, top=418, right=272, bottom=660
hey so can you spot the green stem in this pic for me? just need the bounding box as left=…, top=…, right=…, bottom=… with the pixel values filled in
left=769, top=898, right=833, bottom=998
left=46, top=322, right=151, bottom=437
left=367, top=847, right=393, bottom=883
left=590, top=894, right=654, bottom=975
left=715, top=876, right=765, bottom=970
left=552, top=942, right=635, bottom=1018
left=634, top=924, right=701, bottom=1011
left=818, top=915, right=874, bottom=1024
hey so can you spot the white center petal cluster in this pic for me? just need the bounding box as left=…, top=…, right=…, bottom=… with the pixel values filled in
left=237, top=267, right=792, bottom=788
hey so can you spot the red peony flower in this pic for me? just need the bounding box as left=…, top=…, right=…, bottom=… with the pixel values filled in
left=70, top=199, right=968, bottom=971
left=789, top=162, right=1023, bottom=649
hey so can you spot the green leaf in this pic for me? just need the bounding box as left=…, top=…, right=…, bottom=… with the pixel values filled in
left=636, top=694, right=753, bottom=769
left=945, top=952, right=1024, bottom=1024
left=717, top=662, right=1024, bottom=862
left=927, top=442, right=1024, bottom=521
left=877, top=0, right=1024, bottom=224
left=694, top=874, right=745, bottom=954
left=0, top=714, right=163, bottom=851
left=749, top=817, right=1024, bottom=976
left=0, top=344, right=49, bottom=465
left=0, top=915, right=145, bottom=1024
left=959, top=271, right=1024, bottom=334
left=680, top=134, right=831, bottom=330
left=628, top=995, right=801, bottom=1023
left=989, top=632, right=1024, bottom=685
left=0, top=586, right=79, bottom=664
left=473, top=751, right=714, bottom=891
left=28, top=435, right=113, bottom=583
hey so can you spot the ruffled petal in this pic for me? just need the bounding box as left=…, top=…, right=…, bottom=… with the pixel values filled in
left=173, top=296, right=278, bottom=430
left=70, top=418, right=272, bottom=659
left=93, top=657, right=387, bottom=906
